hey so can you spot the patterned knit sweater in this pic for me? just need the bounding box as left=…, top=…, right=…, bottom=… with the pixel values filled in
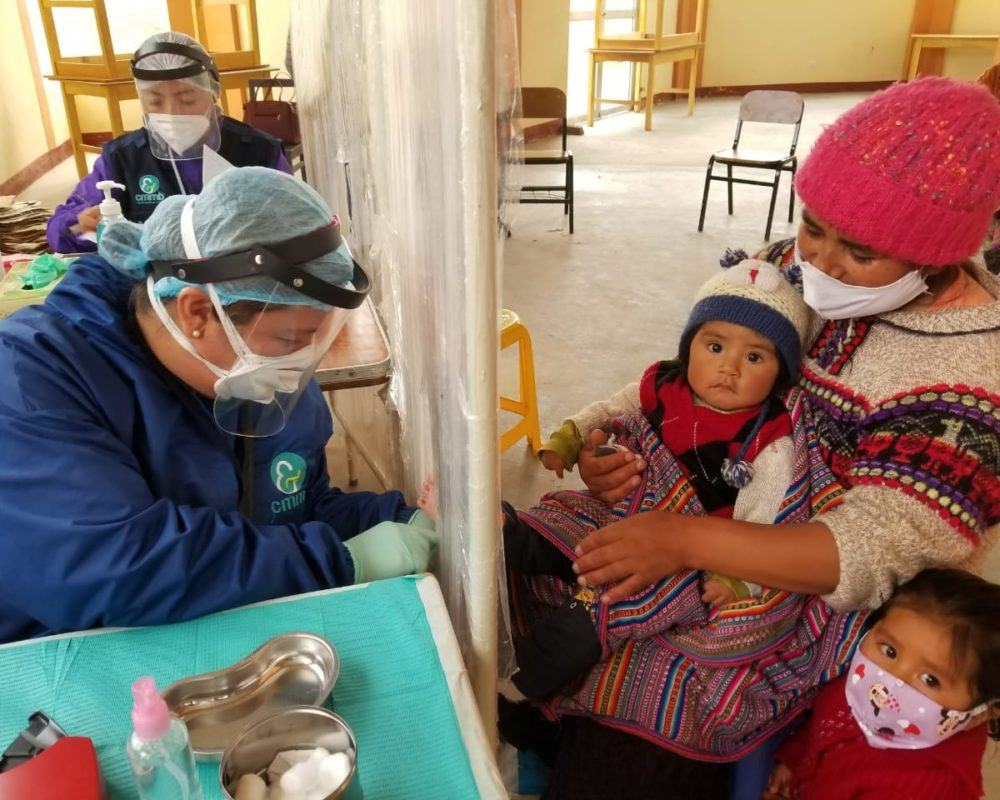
left=565, top=240, right=1000, bottom=610
left=758, top=239, right=1000, bottom=609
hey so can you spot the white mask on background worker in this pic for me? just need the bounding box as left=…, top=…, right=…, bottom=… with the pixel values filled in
left=131, top=31, right=222, bottom=161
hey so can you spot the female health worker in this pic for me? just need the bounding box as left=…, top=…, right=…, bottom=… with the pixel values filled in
left=0, top=167, right=436, bottom=643
left=46, top=31, right=291, bottom=253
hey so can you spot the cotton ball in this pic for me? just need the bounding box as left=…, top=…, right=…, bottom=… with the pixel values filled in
left=268, top=750, right=314, bottom=785
left=315, top=752, right=351, bottom=793
left=280, top=760, right=318, bottom=796
left=308, top=747, right=330, bottom=763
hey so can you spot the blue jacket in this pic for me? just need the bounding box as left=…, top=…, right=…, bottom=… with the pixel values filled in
left=0, top=256, right=411, bottom=642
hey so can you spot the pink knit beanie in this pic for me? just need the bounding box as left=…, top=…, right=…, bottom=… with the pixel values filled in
left=795, top=77, right=1000, bottom=266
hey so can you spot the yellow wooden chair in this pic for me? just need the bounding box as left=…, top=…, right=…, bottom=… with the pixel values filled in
left=500, top=310, right=541, bottom=452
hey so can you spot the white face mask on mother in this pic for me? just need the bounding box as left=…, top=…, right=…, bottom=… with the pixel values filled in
left=797, top=253, right=929, bottom=321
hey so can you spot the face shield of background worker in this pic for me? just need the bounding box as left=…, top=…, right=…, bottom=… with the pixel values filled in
left=46, top=31, right=291, bottom=254
left=0, top=168, right=434, bottom=643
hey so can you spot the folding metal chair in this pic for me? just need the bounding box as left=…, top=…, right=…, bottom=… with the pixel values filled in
left=517, top=87, right=574, bottom=234
left=697, top=91, right=804, bottom=241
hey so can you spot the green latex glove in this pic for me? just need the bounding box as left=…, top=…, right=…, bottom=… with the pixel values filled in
left=19, top=254, right=70, bottom=290
left=344, top=516, right=438, bottom=583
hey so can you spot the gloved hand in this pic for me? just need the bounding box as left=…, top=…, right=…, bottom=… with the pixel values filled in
left=344, top=516, right=438, bottom=583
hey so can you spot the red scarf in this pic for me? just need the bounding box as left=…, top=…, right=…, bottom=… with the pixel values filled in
left=637, top=362, right=791, bottom=517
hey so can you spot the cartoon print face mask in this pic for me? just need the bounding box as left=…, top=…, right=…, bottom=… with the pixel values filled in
left=844, top=644, right=989, bottom=750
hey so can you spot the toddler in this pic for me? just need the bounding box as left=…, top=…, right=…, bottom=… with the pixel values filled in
left=766, top=568, right=1000, bottom=800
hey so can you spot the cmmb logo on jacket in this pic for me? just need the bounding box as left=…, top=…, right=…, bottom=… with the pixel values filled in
left=135, top=174, right=165, bottom=204
left=270, top=452, right=307, bottom=514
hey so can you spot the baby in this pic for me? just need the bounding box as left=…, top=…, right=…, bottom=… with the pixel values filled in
left=504, top=258, right=815, bottom=699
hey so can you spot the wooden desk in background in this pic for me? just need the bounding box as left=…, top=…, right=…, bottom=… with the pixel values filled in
left=905, top=34, right=1000, bottom=81
left=315, top=298, right=392, bottom=487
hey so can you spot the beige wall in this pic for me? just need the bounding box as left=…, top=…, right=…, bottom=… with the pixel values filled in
left=0, top=4, right=53, bottom=184
left=592, top=0, right=917, bottom=102
left=942, top=0, right=1000, bottom=80
left=700, top=0, right=912, bottom=88
left=22, top=0, right=72, bottom=149
left=554, top=0, right=998, bottom=101
left=257, top=0, right=291, bottom=76
left=520, top=0, right=570, bottom=92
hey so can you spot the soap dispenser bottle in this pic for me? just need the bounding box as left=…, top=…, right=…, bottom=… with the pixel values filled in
left=95, top=180, right=126, bottom=244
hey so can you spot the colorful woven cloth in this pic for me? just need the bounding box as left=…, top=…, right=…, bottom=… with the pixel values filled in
left=508, top=386, right=867, bottom=760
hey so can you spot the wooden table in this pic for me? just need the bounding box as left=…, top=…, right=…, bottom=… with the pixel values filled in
left=315, top=297, right=391, bottom=391
left=588, top=40, right=702, bottom=131
left=315, top=298, right=392, bottom=486
left=47, top=66, right=274, bottom=178
left=905, top=33, right=1000, bottom=81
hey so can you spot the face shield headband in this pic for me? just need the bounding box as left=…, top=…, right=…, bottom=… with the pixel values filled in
left=149, top=215, right=371, bottom=311
left=130, top=40, right=220, bottom=83
left=147, top=201, right=368, bottom=438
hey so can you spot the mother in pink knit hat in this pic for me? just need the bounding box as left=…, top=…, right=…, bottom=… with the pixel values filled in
left=533, top=77, right=1000, bottom=799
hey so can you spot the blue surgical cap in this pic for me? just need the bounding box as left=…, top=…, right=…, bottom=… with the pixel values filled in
left=132, top=31, right=221, bottom=98
left=99, top=167, right=354, bottom=309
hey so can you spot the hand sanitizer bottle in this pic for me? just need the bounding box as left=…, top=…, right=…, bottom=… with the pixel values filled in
left=95, top=180, right=126, bottom=244
left=126, top=676, right=204, bottom=800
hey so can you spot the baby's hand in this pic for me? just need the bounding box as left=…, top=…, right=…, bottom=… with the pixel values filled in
left=540, top=450, right=567, bottom=479
left=762, top=763, right=795, bottom=800
left=701, top=578, right=737, bottom=608
left=417, top=476, right=437, bottom=524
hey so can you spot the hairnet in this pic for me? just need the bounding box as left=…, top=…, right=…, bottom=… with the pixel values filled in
left=132, top=31, right=220, bottom=98
left=99, top=167, right=354, bottom=309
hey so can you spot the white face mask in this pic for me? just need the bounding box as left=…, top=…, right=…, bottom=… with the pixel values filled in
left=798, top=257, right=928, bottom=321
left=147, top=113, right=211, bottom=155
left=146, top=277, right=322, bottom=405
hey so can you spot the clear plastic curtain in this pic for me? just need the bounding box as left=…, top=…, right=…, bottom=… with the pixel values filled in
left=291, top=0, right=521, bottom=740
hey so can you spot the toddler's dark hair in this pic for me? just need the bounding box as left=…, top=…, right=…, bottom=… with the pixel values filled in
left=870, top=568, right=1000, bottom=739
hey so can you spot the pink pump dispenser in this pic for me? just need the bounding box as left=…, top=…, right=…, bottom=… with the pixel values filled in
left=131, top=677, right=171, bottom=740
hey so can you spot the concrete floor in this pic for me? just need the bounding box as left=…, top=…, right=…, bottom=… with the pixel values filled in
left=18, top=93, right=999, bottom=796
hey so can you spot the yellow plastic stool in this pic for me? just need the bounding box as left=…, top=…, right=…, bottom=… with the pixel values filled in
left=500, top=309, right=542, bottom=452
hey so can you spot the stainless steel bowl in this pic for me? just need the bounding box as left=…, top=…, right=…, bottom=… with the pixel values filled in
left=162, top=633, right=339, bottom=760
left=220, top=706, right=362, bottom=800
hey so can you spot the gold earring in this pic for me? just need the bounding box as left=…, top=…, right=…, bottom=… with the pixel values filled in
left=191, top=329, right=203, bottom=339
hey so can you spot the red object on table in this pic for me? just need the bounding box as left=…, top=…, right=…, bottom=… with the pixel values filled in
left=0, top=737, right=105, bottom=799
left=2, top=255, right=34, bottom=275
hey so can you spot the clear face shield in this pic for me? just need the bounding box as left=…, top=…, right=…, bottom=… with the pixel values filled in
left=131, top=40, right=221, bottom=161
left=149, top=204, right=369, bottom=437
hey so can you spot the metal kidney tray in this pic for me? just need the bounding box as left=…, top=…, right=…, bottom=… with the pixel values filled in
left=162, top=632, right=339, bottom=761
